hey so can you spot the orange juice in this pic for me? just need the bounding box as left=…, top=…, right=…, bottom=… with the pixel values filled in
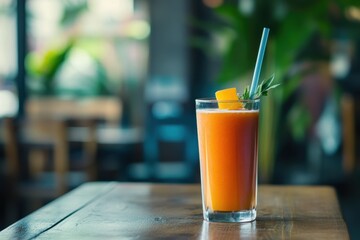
left=196, top=109, right=259, bottom=212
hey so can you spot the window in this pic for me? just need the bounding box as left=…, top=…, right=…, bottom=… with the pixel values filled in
left=0, top=0, right=18, bottom=117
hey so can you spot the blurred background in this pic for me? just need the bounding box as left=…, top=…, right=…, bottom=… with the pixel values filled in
left=1, top=0, right=360, bottom=237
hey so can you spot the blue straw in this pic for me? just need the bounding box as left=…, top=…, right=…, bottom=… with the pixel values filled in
left=249, top=27, right=270, bottom=99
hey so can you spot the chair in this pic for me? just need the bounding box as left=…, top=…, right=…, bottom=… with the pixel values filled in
left=133, top=100, right=198, bottom=183
left=2, top=116, right=99, bottom=217
left=130, top=75, right=199, bottom=183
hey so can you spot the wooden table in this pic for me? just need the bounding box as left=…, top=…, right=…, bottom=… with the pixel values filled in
left=0, top=183, right=349, bottom=239
left=26, top=97, right=122, bottom=125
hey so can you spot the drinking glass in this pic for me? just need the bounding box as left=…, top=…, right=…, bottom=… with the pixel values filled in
left=196, top=98, right=260, bottom=222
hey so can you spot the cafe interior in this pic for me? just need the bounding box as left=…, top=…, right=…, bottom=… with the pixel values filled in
left=1, top=0, right=360, bottom=238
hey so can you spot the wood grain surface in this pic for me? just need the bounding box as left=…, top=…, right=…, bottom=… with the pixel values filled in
left=0, top=183, right=349, bottom=239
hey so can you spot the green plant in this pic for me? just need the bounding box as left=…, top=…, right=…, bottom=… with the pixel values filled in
left=26, top=1, right=110, bottom=97
left=197, top=0, right=360, bottom=182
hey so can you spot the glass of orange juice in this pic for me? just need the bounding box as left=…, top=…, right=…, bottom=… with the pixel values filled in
left=196, top=97, right=260, bottom=222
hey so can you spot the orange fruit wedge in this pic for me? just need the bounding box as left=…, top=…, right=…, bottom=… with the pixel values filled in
left=215, top=88, right=243, bottom=110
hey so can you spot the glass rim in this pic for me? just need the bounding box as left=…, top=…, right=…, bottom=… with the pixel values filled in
left=195, top=98, right=261, bottom=104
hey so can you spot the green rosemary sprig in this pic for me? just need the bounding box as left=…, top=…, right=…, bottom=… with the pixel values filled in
left=241, top=74, right=279, bottom=100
